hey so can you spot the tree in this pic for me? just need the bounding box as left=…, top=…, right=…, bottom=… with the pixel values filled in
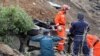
left=0, top=6, right=35, bottom=53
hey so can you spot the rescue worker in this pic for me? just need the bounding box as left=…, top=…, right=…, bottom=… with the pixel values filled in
left=54, top=4, right=70, bottom=54
left=31, top=30, right=62, bottom=56
left=87, top=34, right=100, bottom=56
left=69, top=12, right=90, bottom=56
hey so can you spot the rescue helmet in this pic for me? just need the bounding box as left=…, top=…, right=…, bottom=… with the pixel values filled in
left=61, top=4, right=70, bottom=10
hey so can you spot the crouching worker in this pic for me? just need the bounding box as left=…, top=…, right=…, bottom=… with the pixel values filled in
left=87, top=34, right=100, bottom=56
left=31, top=30, right=63, bottom=56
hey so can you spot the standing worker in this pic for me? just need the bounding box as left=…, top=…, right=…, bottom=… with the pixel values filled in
left=69, top=12, right=90, bottom=56
left=54, top=4, right=70, bottom=54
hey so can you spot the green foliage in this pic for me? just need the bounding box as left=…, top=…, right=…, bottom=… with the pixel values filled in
left=0, top=6, right=35, bottom=35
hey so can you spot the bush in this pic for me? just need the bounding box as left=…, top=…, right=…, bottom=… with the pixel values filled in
left=0, top=6, right=35, bottom=43
left=0, top=6, right=34, bottom=35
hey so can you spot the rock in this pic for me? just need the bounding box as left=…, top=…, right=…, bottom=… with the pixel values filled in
left=0, top=42, right=24, bottom=56
left=0, top=42, right=14, bottom=55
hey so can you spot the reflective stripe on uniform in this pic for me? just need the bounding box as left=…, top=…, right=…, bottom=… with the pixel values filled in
left=58, top=43, right=64, bottom=44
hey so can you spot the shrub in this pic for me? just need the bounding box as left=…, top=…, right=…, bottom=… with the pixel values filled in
left=0, top=6, right=34, bottom=35
left=0, top=6, right=35, bottom=43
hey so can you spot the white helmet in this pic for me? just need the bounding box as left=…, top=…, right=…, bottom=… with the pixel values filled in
left=61, top=4, right=70, bottom=10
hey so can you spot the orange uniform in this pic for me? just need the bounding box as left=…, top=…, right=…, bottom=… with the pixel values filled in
left=54, top=11, right=67, bottom=51
left=87, top=34, right=100, bottom=56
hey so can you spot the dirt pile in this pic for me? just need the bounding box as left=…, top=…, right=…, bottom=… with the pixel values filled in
left=0, top=0, right=57, bottom=21
left=18, top=0, right=57, bottom=21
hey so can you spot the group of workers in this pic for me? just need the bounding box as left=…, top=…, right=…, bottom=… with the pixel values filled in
left=31, top=4, right=100, bottom=56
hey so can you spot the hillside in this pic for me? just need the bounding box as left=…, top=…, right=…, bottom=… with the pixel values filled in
left=68, top=0, right=100, bottom=36
left=20, top=0, right=100, bottom=36
left=53, top=0, right=100, bottom=36
left=0, top=0, right=57, bottom=21
left=0, top=0, right=100, bottom=36
left=0, top=0, right=100, bottom=56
